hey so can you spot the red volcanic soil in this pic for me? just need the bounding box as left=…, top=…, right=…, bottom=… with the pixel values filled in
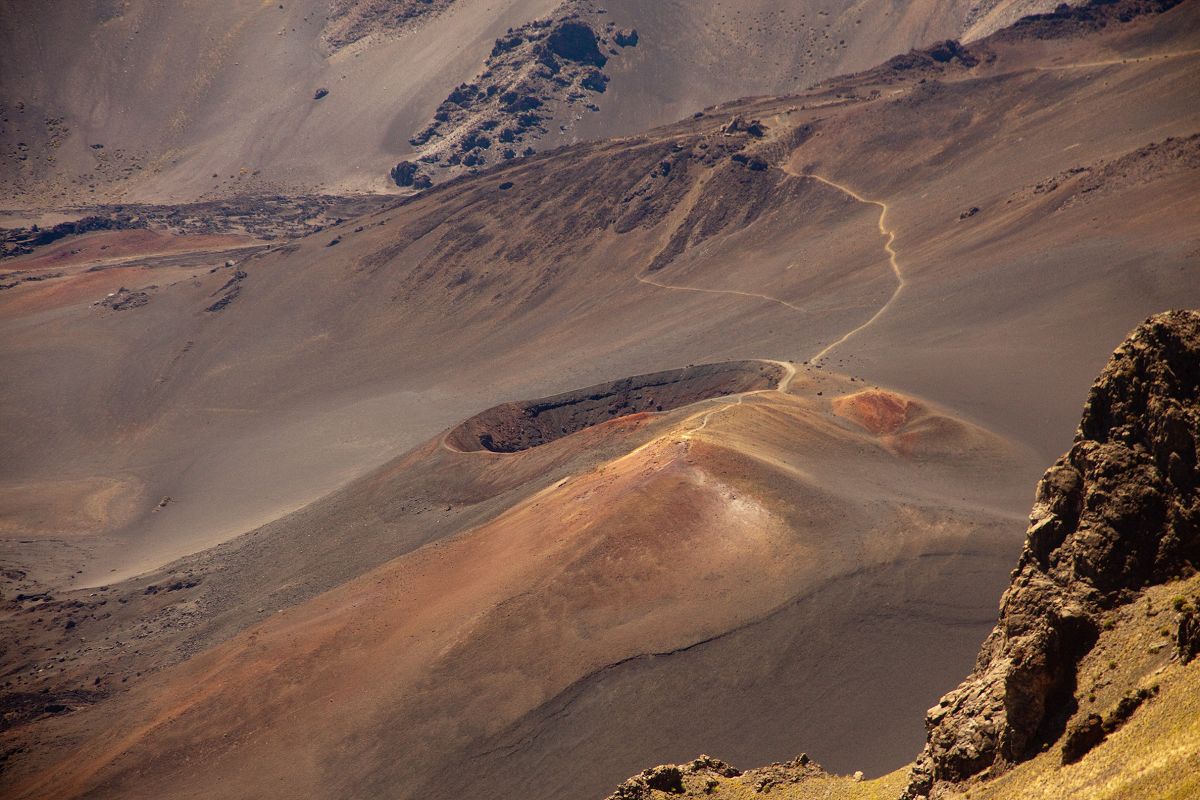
left=6, top=229, right=256, bottom=274
left=0, top=229, right=261, bottom=316
left=832, top=389, right=917, bottom=436
left=0, top=373, right=1038, bottom=800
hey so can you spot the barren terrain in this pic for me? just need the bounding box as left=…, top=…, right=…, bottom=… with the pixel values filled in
left=0, top=1, right=1197, bottom=799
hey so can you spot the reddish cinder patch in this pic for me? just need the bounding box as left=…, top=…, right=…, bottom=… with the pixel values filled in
left=832, top=389, right=918, bottom=436
left=8, top=229, right=255, bottom=273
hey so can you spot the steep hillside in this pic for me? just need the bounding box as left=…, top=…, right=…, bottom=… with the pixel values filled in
left=0, top=0, right=1063, bottom=203
left=601, top=311, right=1200, bottom=800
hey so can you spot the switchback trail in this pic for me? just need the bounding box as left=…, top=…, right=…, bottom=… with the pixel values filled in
left=788, top=169, right=905, bottom=364
left=634, top=166, right=905, bottom=366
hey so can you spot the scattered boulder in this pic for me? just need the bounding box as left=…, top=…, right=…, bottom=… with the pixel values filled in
left=1061, top=713, right=1105, bottom=763
left=546, top=20, right=606, bottom=67
left=959, top=206, right=980, bottom=219
left=927, top=40, right=978, bottom=66
left=99, top=287, right=151, bottom=311
left=722, top=116, right=766, bottom=137
left=313, top=87, right=329, bottom=100
left=390, top=160, right=431, bottom=189
left=614, top=28, right=639, bottom=47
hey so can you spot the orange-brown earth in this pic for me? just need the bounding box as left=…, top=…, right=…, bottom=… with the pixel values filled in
left=1, top=2, right=1198, bottom=799
left=1, top=373, right=1037, bottom=800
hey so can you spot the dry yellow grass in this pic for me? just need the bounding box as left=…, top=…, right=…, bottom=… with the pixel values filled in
left=944, top=574, right=1200, bottom=800
left=663, top=767, right=909, bottom=800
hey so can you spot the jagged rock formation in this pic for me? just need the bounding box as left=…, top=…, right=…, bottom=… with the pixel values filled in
left=606, top=754, right=829, bottom=800
left=904, top=310, right=1200, bottom=798
left=408, top=3, right=637, bottom=175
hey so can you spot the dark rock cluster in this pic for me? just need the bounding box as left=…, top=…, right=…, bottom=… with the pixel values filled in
left=607, top=756, right=742, bottom=799
left=405, top=4, right=637, bottom=178
left=389, top=160, right=431, bottom=189
left=904, top=310, right=1200, bottom=798
left=1060, top=685, right=1156, bottom=764
left=885, top=38, right=980, bottom=72
left=1, top=214, right=145, bottom=259
left=1000, top=0, right=1185, bottom=40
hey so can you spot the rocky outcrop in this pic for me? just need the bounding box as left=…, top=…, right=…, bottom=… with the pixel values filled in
left=389, top=160, right=431, bottom=189
left=884, top=39, right=981, bottom=73
left=606, top=754, right=831, bottom=799
left=406, top=3, right=635, bottom=178
left=904, top=310, right=1200, bottom=798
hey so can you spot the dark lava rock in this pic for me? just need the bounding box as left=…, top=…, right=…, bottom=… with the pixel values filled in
left=1061, top=713, right=1105, bottom=763
left=546, top=20, right=606, bottom=67
left=2, top=214, right=145, bottom=258
left=100, top=287, right=151, bottom=311
left=927, top=39, right=978, bottom=66
left=904, top=310, right=1200, bottom=798
left=886, top=39, right=980, bottom=72
left=581, top=69, right=608, bottom=92
left=313, top=87, right=329, bottom=100
left=608, top=765, right=684, bottom=799
left=614, top=27, right=639, bottom=47
left=1004, top=0, right=1185, bottom=40
left=722, top=116, right=766, bottom=137
left=390, top=160, right=425, bottom=188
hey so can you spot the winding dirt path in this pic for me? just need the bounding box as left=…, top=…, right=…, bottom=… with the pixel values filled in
left=789, top=170, right=905, bottom=364
left=634, top=167, right=905, bottom=366
left=633, top=273, right=807, bottom=313
left=1033, top=48, right=1200, bottom=73
left=451, top=164, right=902, bottom=457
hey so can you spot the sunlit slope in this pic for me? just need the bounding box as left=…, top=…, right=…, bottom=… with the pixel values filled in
left=2, top=376, right=1035, bottom=800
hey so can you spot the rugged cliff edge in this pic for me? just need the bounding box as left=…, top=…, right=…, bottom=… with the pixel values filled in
left=603, top=310, right=1200, bottom=800
left=904, top=309, right=1200, bottom=797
